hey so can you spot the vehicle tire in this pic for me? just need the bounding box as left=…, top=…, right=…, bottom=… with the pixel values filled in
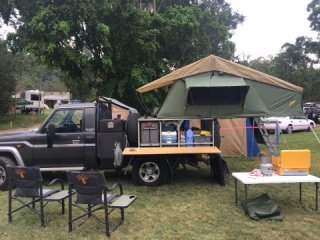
left=126, top=111, right=139, bottom=147
left=286, top=125, right=293, bottom=134
left=132, top=158, right=168, bottom=186
left=308, top=123, right=315, bottom=132
left=312, top=114, right=318, bottom=123
left=0, top=156, right=15, bottom=191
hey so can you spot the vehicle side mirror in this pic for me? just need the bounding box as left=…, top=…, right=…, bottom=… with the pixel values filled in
left=47, top=124, right=56, bottom=148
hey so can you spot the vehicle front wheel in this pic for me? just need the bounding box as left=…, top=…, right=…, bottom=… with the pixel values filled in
left=308, top=123, right=315, bottom=132
left=0, top=156, right=15, bottom=191
left=132, top=158, right=168, bottom=186
left=286, top=125, right=293, bottom=134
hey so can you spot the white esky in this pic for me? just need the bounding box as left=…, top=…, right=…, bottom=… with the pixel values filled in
left=228, top=0, right=318, bottom=59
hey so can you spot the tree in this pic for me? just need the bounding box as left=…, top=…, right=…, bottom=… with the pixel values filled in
left=246, top=57, right=276, bottom=76
left=13, top=53, right=68, bottom=93
left=245, top=37, right=320, bottom=101
left=0, top=41, right=16, bottom=114
left=0, top=0, right=244, bottom=110
left=307, top=0, right=320, bottom=32
left=303, top=2, right=320, bottom=61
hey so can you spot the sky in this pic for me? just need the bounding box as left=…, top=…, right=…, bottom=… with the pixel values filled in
left=227, top=0, right=318, bottom=59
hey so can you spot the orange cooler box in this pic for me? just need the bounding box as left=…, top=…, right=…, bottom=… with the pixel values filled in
left=272, top=149, right=311, bottom=176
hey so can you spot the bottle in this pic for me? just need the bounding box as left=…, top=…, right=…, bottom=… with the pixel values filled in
left=186, top=129, right=193, bottom=147
left=113, top=142, right=123, bottom=167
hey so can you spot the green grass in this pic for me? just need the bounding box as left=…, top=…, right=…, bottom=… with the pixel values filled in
left=1, top=128, right=320, bottom=239
left=0, top=110, right=51, bottom=131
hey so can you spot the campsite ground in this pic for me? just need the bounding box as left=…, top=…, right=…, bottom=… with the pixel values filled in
left=1, top=129, right=320, bottom=239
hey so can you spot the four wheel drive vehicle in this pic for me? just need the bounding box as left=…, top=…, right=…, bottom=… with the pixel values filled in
left=303, top=102, right=320, bottom=123
left=261, top=116, right=315, bottom=134
left=0, top=98, right=220, bottom=190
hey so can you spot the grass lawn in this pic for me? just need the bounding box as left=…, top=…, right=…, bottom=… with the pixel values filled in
left=1, top=128, right=320, bottom=239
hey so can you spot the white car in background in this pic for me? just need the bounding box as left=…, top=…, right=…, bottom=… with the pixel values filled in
left=261, top=116, right=315, bottom=134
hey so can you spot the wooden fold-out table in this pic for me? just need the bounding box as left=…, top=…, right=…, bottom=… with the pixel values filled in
left=123, top=146, right=221, bottom=155
left=232, top=172, right=320, bottom=210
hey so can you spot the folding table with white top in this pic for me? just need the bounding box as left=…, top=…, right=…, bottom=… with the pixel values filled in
left=232, top=172, right=320, bottom=210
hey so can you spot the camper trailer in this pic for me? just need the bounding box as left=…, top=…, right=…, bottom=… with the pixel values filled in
left=21, top=90, right=46, bottom=113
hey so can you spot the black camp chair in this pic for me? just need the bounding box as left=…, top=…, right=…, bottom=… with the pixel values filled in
left=7, top=166, right=69, bottom=227
left=67, top=171, right=137, bottom=237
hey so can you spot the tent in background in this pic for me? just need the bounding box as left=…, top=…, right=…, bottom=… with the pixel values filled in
left=219, top=118, right=259, bottom=157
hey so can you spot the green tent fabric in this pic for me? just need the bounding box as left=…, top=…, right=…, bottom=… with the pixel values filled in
left=157, top=72, right=302, bottom=119
left=137, top=55, right=303, bottom=119
left=241, top=193, right=283, bottom=221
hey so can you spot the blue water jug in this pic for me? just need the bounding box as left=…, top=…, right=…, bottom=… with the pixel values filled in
left=186, top=129, right=193, bottom=147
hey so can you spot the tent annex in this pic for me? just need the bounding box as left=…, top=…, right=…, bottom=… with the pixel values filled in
left=137, top=55, right=303, bottom=119
left=190, top=118, right=260, bottom=157
left=219, top=118, right=259, bottom=158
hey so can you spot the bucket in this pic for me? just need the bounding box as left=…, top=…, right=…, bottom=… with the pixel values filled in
left=257, top=152, right=273, bottom=176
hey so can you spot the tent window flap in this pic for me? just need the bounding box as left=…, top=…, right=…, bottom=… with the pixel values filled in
left=187, top=86, right=249, bottom=105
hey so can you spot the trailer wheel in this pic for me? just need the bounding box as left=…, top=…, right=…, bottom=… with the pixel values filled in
left=0, top=156, right=15, bottom=191
left=126, top=112, right=139, bottom=147
left=132, top=158, right=168, bottom=186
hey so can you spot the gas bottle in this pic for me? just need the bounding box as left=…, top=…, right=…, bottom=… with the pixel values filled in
left=113, top=142, right=123, bottom=167
left=257, top=152, right=273, bottom=176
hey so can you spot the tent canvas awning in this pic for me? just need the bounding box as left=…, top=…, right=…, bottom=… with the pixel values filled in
left=137, top=55, right=303, bottom=119
left=137, top=55, right=303, bottom=94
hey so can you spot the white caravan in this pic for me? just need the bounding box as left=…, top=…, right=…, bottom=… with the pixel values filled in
left=21, top=90, right=46, bottom=112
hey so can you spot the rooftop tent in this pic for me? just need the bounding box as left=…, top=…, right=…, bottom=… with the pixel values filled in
left=137, top=55, right=303, bottom=119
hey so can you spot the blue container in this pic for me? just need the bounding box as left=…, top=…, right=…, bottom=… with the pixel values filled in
left=186, top=129, right=194, bottom=147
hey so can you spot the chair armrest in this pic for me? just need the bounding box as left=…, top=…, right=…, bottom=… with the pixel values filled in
left=106, top=183, right=123, bottom=195
left=47, top=178, right=64, bottom=190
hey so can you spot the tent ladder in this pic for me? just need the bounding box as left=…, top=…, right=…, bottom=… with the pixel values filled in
left=255, top=118, right=279, bottom=156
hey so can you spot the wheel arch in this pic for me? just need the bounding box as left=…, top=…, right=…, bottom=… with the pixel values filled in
left=0, top=147, right=25, bottom=166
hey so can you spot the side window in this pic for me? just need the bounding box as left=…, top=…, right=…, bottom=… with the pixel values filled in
left=43, top=109, right=83, bottom=133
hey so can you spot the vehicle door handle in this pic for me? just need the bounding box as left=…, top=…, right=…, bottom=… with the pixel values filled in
left=72, top=140, right=81, bottom=144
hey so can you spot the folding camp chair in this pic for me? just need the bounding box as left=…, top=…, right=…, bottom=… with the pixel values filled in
left=67, top=171, right=137, bottom=237
left=7, top=166, right=69, bottom=227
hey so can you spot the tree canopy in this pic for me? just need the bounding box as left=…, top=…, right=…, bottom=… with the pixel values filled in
left=0, top=0, right=244, bottom=110
left=236, top=0, right=320, bottom=103
left=0, top=40, right=16, bottom=114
